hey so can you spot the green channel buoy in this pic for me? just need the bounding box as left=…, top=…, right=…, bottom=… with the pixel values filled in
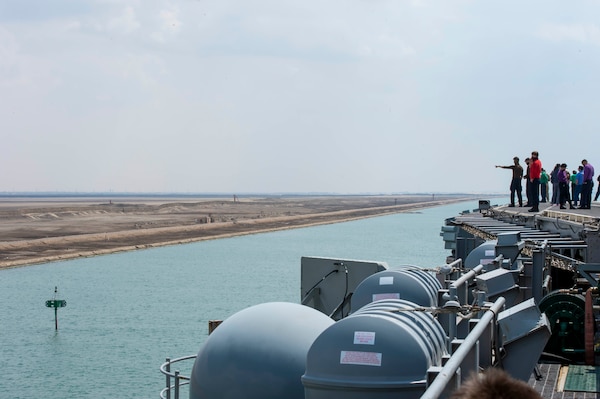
left=45, top=286, right=67, bottom=331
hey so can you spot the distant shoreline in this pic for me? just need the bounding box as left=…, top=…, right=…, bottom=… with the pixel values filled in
left=0, top=196, right=478, bottom=270
left=0, top=192, right=496, bottom=197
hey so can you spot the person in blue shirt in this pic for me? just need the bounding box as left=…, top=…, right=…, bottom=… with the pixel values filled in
left=573, top=166, right=584, bottom=207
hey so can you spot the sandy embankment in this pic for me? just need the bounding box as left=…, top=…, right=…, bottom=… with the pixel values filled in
left=0, top=196, right=471, bottom=269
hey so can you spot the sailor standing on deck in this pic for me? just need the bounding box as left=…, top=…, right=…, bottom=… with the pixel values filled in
left=573, top=166, right=584, bottom=207
left=495, top=157, right=523, bottom=207
left=558, top=163, right=574, bottom=209
left=528, top=151, right=542, bottom=212
left=580, top=159, right=595, bottom=209
left=550, top=163, right=561, bottom=205
left=540, top=168, right=549, bottom=202
left=523, top=158, right=531, bottom=206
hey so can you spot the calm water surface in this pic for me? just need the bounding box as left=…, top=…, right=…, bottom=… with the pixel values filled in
left=0, top=200, right=487, bottom=399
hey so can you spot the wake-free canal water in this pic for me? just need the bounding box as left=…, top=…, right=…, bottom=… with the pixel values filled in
left=0, top=199, right=491, bottom=398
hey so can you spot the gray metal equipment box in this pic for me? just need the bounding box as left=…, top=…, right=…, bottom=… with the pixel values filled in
left=497, top=298, right=551, bottom=381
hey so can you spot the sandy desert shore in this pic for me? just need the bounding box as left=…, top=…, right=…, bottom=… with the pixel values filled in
left=0, top=195, right=473, bottom=269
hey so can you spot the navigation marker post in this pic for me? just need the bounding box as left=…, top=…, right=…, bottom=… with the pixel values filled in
left=45, top=286, right=67, bottom=331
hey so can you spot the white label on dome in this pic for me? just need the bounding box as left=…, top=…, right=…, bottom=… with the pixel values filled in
left=485, top=250, right=495, bottom=256
left=340, top=351, right=382, bottom=366
left=379, top=276, right=394, bottom=285
left=353, top=331, right=376, bottom=345
left=480, top=258, right=494, bottom=265
left=372, top=293, right=400, bottom=302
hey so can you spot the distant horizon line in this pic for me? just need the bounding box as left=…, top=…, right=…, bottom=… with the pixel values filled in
left=0, top=191, right=504, bottom=198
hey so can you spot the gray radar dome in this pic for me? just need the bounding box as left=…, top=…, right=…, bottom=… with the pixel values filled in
left=303, top=299, right=447, bottom=399
left=189, top=302, right=334, bottom=399
left=350, top=268, right=442, bottom=313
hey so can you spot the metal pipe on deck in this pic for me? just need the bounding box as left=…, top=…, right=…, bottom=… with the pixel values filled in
left=421, top=297, right=506, bottom=399
left=531, top=242, right=546, bottom=304
left=449, top=264, right=484, bottom=302
left=446, top=264, right=484, bottom=349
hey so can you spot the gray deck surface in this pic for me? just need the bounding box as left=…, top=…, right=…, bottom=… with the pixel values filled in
left=488, top=201, right=600, bottom=398
left=495, top=201, right=600, bottom=218
left=529, top=363, right=600, bottom=399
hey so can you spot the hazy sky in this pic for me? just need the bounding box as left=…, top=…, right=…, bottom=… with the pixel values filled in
left=1, top=1, right=598, bottom=194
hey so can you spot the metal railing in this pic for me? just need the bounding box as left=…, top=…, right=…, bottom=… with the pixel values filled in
left=159, top=355, right=196, bottom=399
left=420, top=297, right=506, bottom=399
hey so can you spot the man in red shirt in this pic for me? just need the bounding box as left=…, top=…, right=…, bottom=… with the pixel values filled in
left=528, top=151, right=542, bottom=212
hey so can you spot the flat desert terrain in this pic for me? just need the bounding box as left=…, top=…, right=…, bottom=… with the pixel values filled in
left=0, top=195, right=471, bottom=269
